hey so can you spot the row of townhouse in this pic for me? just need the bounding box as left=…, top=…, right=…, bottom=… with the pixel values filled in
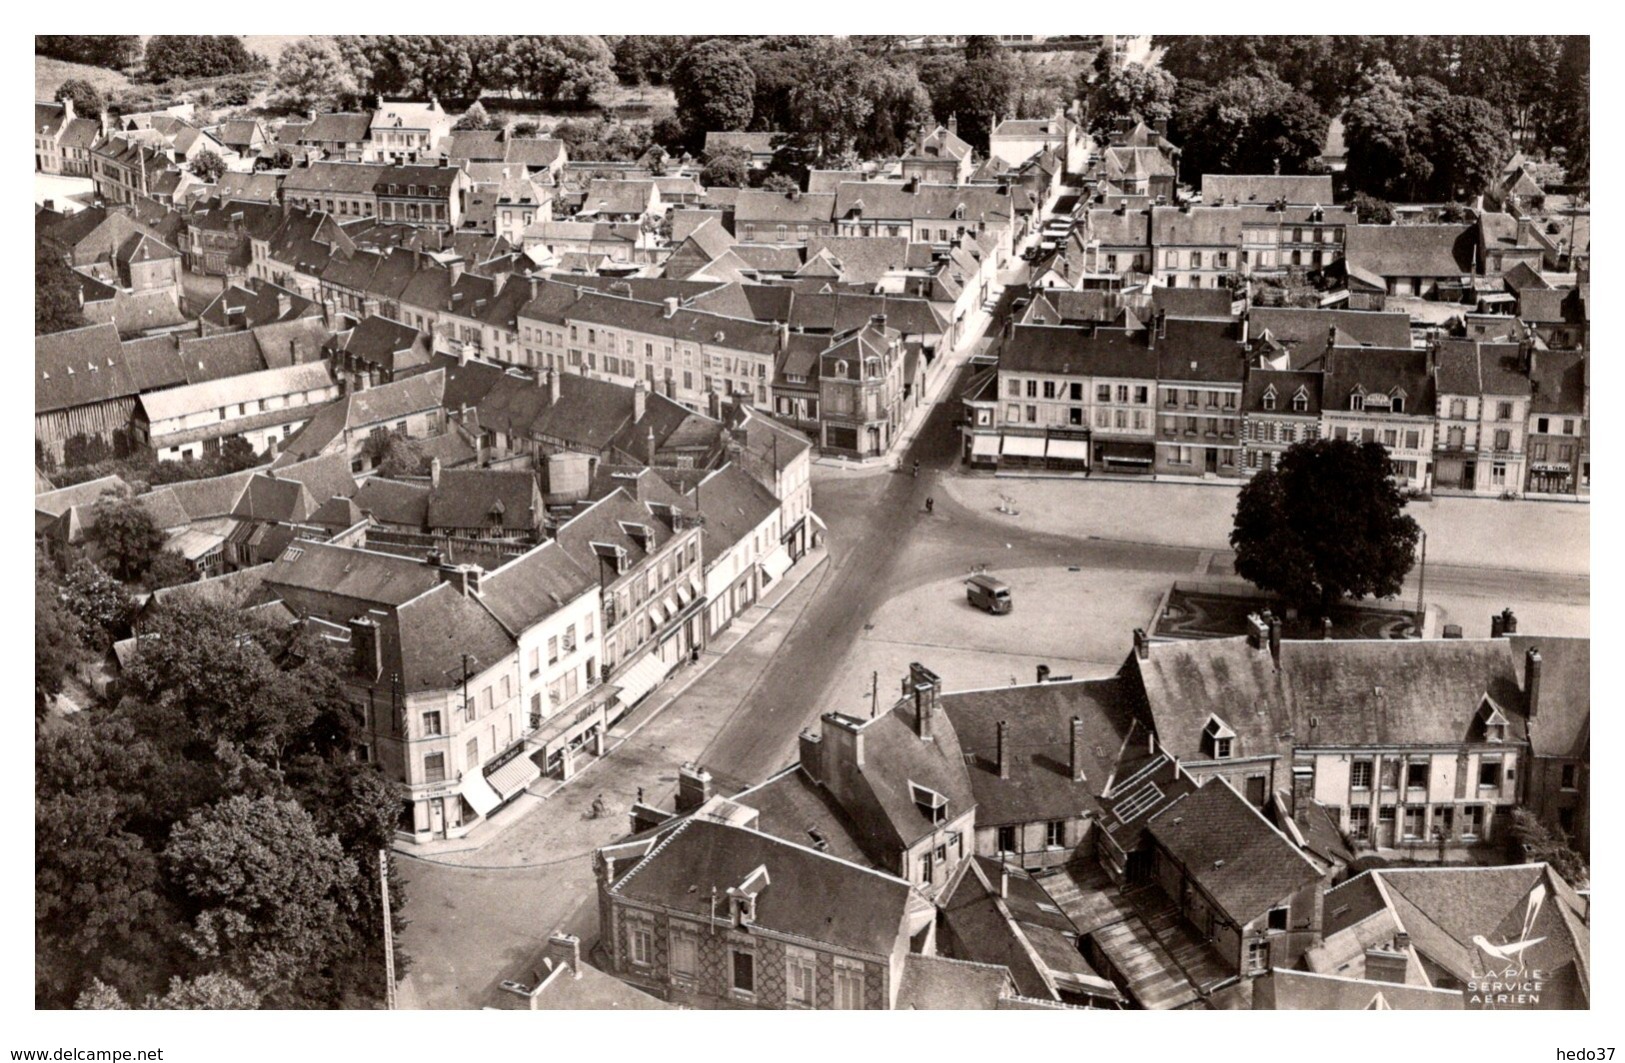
left=592, top=621, right=1586, bottom=1009
left=968, top=312, right=1589, bottom=496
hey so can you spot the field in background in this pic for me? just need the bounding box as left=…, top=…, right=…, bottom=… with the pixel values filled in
left=35, top=56, right=134, bottom=100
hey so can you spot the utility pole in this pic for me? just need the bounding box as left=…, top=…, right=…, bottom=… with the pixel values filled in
left=871, top=671, right=879, bottom=718
left=380, top=849, right=396, bottom=1010
left=1415, top=530, right=1428, bottom=631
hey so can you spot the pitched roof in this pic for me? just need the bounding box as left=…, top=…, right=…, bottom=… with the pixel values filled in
left=608, top=816, right=914, bottom=957
left=940, top=677, right=1136, bottom=827
left=1526, top=349, right=1586, bottom=414
left=391, top=581, right=516, bottom=692
left=1511, top=635, right=1588, bottom=759
left=1344, top=224, right=1477, bottom=278
left=833, top=182, right=1012, bottom=225
left=1243, top=368, right=1323, bottom=416
left=35, top=324, right=137, bottom=413
left=300, top=113, right=373, bottom=144
left=283, top=161, right=389, bottom=197
left=1156, top=318, right=1247, bottom=384
left=1153, top=286, right=1236, bottom=320
left=1202, top=175, right=1335, bottom=206
left=1323, top=346, right=1437, bottom=415
left=140, top=362, right=334, bottom=424
left=690, top=463, right=778, bottom=560
left=734, top=190, right=837, bottom=227
left=1434, top=340, right=1531, bottom=397
left=1248, top=308, right=1414, bottom=364
left=427, top=468, right=537, bottom=532
left=478, top=539, right=596, bottom=635
left=279, top=369, right=446, bottom=460
left=1146, top=777, right=1324, bottom=924
left=1134, top=636, right=1530, bottom=763
left=1256, top=969, right=1464, bottom=1010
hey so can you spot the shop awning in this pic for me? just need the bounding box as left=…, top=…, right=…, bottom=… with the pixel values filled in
left=459, top=772, right=502, bottom=817
left=761, top=546, right=793, bottom=584
left=970, top=434, right=999, bottom=458
left=610, top=651, right=679, bottom=709
left=646, top=600, right=667, bottom=625
left=1001, top=435, right=1048, bottom=457
left=1100, top=441, right=1155, bottom=464
left=485, top=753, right=540, bottom=800
left=676, top=582, right=694, bottom=607
left=1047, top=438, right=1091, bottom=461
left=663, top=594, right=681, bottom=618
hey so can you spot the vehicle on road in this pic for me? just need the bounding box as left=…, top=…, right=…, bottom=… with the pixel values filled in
left=966, top=573, right=1013, bottom=614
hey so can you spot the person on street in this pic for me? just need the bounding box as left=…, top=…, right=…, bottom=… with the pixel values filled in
left=912, top=459, right=920, bottom=478
left=926, top=497, right=935, bottom=514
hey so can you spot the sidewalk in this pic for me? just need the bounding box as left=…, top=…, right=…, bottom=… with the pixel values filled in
left=395, top=542, right=830, bottom=859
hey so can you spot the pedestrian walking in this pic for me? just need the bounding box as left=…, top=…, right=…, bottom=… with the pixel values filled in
left=912, top=459, right=920, bottom=478
left=926, top=496, right=935, bottom=514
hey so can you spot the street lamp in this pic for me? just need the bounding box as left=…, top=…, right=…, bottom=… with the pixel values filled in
left=1415, top=530, right=1428, bottom=632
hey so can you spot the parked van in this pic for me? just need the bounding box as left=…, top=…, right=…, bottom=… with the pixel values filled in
left=966, top=574, right=1013, bottom=614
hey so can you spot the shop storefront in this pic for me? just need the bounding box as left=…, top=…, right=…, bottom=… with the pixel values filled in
left=1094, top=439, right=1156, bottom=474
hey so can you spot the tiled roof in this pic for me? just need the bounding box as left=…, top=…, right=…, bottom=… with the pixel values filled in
left=1323, top=346, right=1436, bottom=415
left=427, top=468, right=537, bottom=532
left=1511, top=635, right=1588, bottom=759
left=479, top=539, right=596, bottom=635
left=608, top=816, right=914, bottom=957
left=1134, top=636, right=1530, bottom=763
left=1146, top=777, right=1324, bottom=925
left=1151, top=205, right=1267, bottom=246
left=897, top=953, right=1015, bottom=1010
left=349, top=477, right=430, bottom=528
left=1256, top=969, right=1464, bottom=1010
left=1344, top=224, right=1476, bottom=278
left=1243, top=369, right=1323, bottom=416
left=940, top=676, right=1136, bottom=827
left=35, top=324, right=137, bottom=413
left=1526, top=349, right=1586, bottom=414
left=283, top=161, right=389, bottom=197
left=1001, top=323, right=1155, bottom=379
left=141, top=361, right=334, bottom=423
left=1156, top=318, right=1248, bottom=384
left=1202, top=175, right=1335, bottom=206
left=703, top=131, right=777, bottom=156
left=691, top=463, right=778, bottom=560
left=833, top=181, right=1012, bottom=225
left=1435, top=340, right=1531, bottom=397
left=300, top=113, right=373, bottom=144
left=1248, top=308, right=1413, bottom=363
left=734, top=190, right=837, bottom=226
left=263, top=539, right=442, bottom=608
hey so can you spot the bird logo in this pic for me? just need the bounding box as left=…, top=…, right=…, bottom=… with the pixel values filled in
left=1473, top=883, right=1547, bottom=976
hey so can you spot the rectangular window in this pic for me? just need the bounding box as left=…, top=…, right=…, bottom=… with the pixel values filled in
left=1267, top=906, right=1289, bottom=932
left=1070, top=382, right=1084, bottom=401
left=997, top=825, right=1016, bottom=853
left=1246, top=938, right=1268, bottom=972
left=421, top=711, right=443, bottom=737
left=1351, top=759, right=1373, bottom=789
left=466, top=737, right=479, bottom=770
left=548, top=636, right=560, bottom=664
left=1403, top=806, right=1425, bottom=839
left=1479, top=759, right=1503, bottom=789
left=1349, top=805, right=1370, bottom=839
left=1043, top=380, right=1057, bottom=399
left=1463, top=804, right=1485, bottom=839
left=732, top=950, right=755, bottom=993
left=1561, top=764, right=1578, bottom=790
left=834, top=964, right=864, bottom=1010
left=423, top=752, right=446, bottom=783
left=786, top=948, right=816, bottom=1007
left=1407, top=761, right=1429, bottom=790
left=1046, top=820, right=1066, bottom=848
left=629, top=926, right=652, bottom=967
left=669, top=933, right=696, bottom=979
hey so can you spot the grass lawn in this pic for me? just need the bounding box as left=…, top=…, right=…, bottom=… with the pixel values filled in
left=35, top=56, right=133, bottom=101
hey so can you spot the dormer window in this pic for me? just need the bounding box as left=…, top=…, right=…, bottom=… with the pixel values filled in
left=910, top=781, right=949, bottom=824
left=1390, top=390, right=1405, bottom=414
left=834, top=359, right=848, bottom=377
left=1350, top=394, right=1364, bottom=411
left=1292, top=387, right=1309, bottom=412
left=1261, top=385, right=1277, bottom=412
left=1477, top=695, right=1509, bottom=743
left=1202, top=715, right=1236, bottom=759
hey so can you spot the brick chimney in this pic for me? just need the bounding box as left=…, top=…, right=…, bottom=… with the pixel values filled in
left=1069, top=715, right=1085, bottom=782
left=1291, top=764, right=1315, bottom=830
left=1267, top=614, right=1282, bottom=667
left=663, top=296, right=680, bottom=319
left=349, top=616, right=383, bottom=679
left=675, top=762, right=712, bottom=812
left=798, top=728, right=823, bottom=785
left=1525, top=647, right=1542, bottom=719
left=549, top=367, right=561, bottom=405
left=997, top=720, right=1010, bottom=779
left=429, top=457, right=442, bottom=487
left=909, top=662, right=939, bottom=741
left=1133, top=627, right=1150, bottom=660
left=633, top=378, right=647, bottom=423
left=1501, top=607, right=1518, bottom=635
left=545, top=932, right=581, bottom=979
left=276, top=291, right=292, bottom=319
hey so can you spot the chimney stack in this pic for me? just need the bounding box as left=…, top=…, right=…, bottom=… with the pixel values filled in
left=675, top=762, right=712, bottom=813
left=1133, top=627, right=1149, bottom=660
left=1525, top=647, right=1542, bottom=719
left=999, top=864, right=1008, bottom=898
left=276, top=291, right=292, bottom=319
left=996, top=720, right=1010, bottom=779
left=633, top=377, right=647, bottom=423
left=1291, top=764, right=1315, bottom=830
left=545, top=932, right=581, bottom=979
left=429, top=457, right=442, bottom=487
left=646, top=426, right=656, bottom=467
left=1267, top=614, right=1282, bottom=666
left=1036, top=664, right=1051, bottom=684
left=1070, top=716, right=1085, bottom=782
left=663, top=296, right=680, bottom=319
left=910, top=662, right=939, bottom=742
left=349, top=616, right=383, bottom=679
left=1491, top=612, right=1505, bottom=638
left=1501, top=607, right=1518, bottom=635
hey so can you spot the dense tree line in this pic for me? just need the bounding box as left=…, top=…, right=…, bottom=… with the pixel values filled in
left=36, top=35, right=142, bottom=70
left=1154, top=35, right=1587, bottom=187
left=144, top=35, right=266, bottom=83
left=37, top=592, right=404, bottom=1010
left=36, top=241, right=87, bottom=336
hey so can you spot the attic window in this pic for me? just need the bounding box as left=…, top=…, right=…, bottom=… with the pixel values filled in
left=806, top=828, right=829, bottom=852
left=1261, top=385, right=1277, bottom=412
left=1292, top=387, right=1309, bottom=412
left=1203, top=715, right=1236, bottom=759
left=909, top=781, right=948, bottom=824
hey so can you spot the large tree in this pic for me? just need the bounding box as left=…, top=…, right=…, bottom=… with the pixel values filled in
left=36, top=35, right=141, bottom=69
left=942, top=54, right=1022, bottom=152
left=36, top=240, right=87, bottom=335
left=1230, top=438, right=1421, bottom=617
left=144, top=35, right=262, bottom=82
left=87, top=497, right=167, bottom=583
left=1174, top=75, right=1324, bottom=178
left=500, top=35, right=616, bottom=105
left=1553, top=36, right=1589, bottom=184
left=56, top=78, right=106, bottom=117
left=273, top=38, right=356, bottom=113
left=1417, top=94, right=1512, bottom=202
left=1085, top=63, right=1177, bottom=136
left=699, top=146, right=750, bottom=189
left=163, top=795, right=359, bottom=1002
left=672, top=39, right=755, bottom=145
